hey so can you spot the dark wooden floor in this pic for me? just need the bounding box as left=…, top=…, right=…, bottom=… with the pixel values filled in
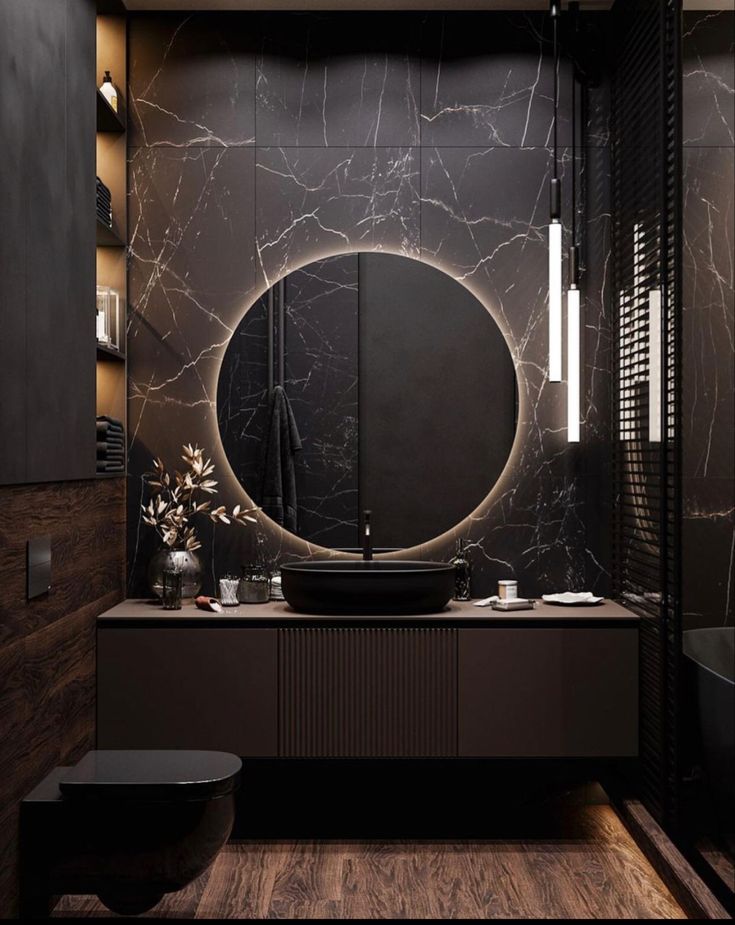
left=53, top=806, right=684, bottom=919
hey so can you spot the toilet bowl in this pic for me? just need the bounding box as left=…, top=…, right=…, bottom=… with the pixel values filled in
left=21, top=750, right=242, bottom=917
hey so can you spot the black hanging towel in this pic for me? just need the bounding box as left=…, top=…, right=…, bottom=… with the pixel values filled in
left=259, top=385, right=302, bottom=533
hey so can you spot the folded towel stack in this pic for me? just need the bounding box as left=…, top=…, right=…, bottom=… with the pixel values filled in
left=96, top=176, right=112, bottom=228
left=96, top=416, right=125, bottom=473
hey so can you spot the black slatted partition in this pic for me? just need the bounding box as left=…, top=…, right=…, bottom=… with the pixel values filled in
left=610, top=0, right=682, bottom=827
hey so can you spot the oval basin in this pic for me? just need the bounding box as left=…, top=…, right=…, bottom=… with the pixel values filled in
left=280, top=560, right=455, bottom=615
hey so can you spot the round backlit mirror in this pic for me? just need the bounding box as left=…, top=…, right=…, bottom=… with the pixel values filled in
left=217, top=253, right=517, bottom=550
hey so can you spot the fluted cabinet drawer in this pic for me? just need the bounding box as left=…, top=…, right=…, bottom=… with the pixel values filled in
left=279, top=628, right=457, bottom=757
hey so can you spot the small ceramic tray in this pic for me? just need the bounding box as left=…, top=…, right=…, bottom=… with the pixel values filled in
left=542, top=592, right=604, bottom=606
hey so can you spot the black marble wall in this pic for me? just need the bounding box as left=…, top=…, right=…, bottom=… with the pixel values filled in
left=681, top=11, right=734, bottom=631
left=126, top=11, right=612, bottom=599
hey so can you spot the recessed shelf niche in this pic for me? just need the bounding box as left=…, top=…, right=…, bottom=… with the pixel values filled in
left=96, top=217, right=125, bottom=248
left=95, top=5, right=127, bottom=479
left=96, top=343, right=125, bottom=362
left=96, top=89, right=125, bottom=133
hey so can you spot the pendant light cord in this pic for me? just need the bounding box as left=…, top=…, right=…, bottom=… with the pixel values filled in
left=553, top=13, right=559, bottom=182
left=571, top=68, right=576, bottom=247
left=549, top=0, right=561, bottom=220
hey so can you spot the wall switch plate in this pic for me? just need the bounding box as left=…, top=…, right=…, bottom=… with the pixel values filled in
left=27, top=536, right=51, bottom=600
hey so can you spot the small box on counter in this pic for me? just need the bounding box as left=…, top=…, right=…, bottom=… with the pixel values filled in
left=491, top=598, right=537, bottom=612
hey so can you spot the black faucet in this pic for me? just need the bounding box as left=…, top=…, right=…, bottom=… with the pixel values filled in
left=362, top=510, right=373, bottom=561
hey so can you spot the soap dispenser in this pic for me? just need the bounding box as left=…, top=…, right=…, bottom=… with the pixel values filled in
left=451, top=539, right=472, bottom=601
left=99, top=70, right=118, bottom=112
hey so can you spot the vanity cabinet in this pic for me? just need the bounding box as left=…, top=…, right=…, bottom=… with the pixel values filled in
left=458, top=628, right=638, bottom=758
left=96, top=602, right=639, bottom=760
left=97, top=628, right=278, bottom=756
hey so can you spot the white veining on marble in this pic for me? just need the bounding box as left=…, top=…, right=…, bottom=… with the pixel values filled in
left=126, top=11, right=612, bottom=598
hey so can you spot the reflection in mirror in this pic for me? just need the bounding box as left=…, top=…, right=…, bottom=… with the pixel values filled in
left=217, top=253, right=517, bottom=550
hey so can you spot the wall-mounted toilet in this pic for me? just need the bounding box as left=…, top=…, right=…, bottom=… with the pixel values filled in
left=21, top=750, right=241, bottom=917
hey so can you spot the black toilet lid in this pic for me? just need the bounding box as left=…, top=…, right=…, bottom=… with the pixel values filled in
left=59, top=750, right=242, bottom=802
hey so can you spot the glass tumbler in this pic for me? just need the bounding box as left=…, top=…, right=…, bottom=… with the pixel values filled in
left=161, top=568, right=183, bottom=610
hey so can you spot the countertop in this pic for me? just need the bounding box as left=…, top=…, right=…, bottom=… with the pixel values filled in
left=98, top=598, right=640, bottom=628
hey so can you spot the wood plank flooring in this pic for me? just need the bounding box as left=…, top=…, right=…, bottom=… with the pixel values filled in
left=53, top=806, right=685, bottom=919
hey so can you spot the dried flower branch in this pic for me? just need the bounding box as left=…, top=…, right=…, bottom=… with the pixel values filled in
left=141, top=444, right=257, bottom=551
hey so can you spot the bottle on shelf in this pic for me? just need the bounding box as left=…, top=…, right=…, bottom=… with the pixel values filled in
left=99, top=70, right=118, bottom=112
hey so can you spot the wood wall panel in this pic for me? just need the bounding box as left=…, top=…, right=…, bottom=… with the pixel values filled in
left=0, top=479, right=125, bottom=918
left=0, top=481, right=125, bottom=647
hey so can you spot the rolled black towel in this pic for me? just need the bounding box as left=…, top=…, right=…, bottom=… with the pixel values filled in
left=96, top=423, right=124, bottom=437
left=96, top=417, right=124, bottom=434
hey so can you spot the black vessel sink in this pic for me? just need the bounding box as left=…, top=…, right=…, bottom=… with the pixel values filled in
left=280, top=560, right=455, bottom=615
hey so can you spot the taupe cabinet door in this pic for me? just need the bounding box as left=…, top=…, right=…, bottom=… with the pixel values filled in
left=458, top=628, right=638, bottom=758
left=97, top=628, right=277, bottom=756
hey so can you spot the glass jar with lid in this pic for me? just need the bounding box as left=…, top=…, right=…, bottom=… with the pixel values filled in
left=237, top=565, right=270, bottom=604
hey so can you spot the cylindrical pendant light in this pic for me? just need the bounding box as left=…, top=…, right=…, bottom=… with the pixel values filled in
left=567, top=56, right=582, bottom=442
left=548, top=0, right=563, bottom=383
left=567, top=281, right=581, bottom=443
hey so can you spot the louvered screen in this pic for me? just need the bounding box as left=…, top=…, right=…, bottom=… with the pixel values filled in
left=611, top=0, right=682, bottom=826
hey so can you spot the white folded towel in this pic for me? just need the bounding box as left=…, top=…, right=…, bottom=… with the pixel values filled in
left=541, top=592, right=603, bottom=605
